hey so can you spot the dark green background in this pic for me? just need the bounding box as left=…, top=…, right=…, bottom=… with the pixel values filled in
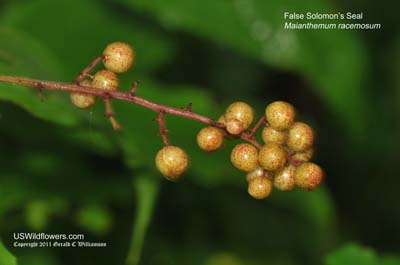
left=0, top=0, right=399, bottom=264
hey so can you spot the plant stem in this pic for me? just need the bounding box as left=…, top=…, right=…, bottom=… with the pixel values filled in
left=0, top=75, right=263, bottom=148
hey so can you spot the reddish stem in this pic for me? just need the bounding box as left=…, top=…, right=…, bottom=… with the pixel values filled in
left=74, top=56, right=103, bottom=84
left=0, top=75, right=262, bottom=148
left=248, top=116, right=267, bottom=138
left=104, top=96, right=121, bottom=131
left=155, top=112, right=169, bottom=146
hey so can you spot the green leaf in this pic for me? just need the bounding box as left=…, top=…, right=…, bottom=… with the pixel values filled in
left=326, top=244, right=377, bottom=265
left=1, top=0, right=175, bottom=77
left=0, top=26, right=83, bottom=126
left=0, top=240, right=17, bottom=265
left=126, top=175, right=160, bottom=265
left=118, top=0, right=368, bottom=138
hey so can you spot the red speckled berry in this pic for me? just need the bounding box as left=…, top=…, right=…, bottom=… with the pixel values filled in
left=265, top=101, right=296, bottom=130
left=225, top=102, right=254, bottom=130
left=248, top=177, right=272, bottom=199
left=261, top=126, right=288, bottom=145
left=294, top=162, right=323, bottom=190
left=287, top=122, right=314, bottom=152
left=103, top=42, right=135, bottom=73
left=230, top=143, right=259, bottom=172
left=92, top=70, right=119, bottom=91
left=274, top=165, right=295, bottom=191
left=155, top=146, right=189, bottom=181
left=258, top=143, right=287, bottom=171
left=197, top=126, right=224, bottom=152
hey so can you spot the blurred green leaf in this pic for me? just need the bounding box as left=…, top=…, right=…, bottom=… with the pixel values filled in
left=0, top=240, right=17, bottom=265
left=0, top=26, right=83, bottom=126
left=76, top=204, right=113, bottom=235
left=325, top=243, right=400, bottom=265
left=118, top=0, right=368, bottom=138
left=0, top=0, right=175, bottom=77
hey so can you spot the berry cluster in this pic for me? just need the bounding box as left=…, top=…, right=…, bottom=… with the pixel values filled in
left=70, top=42, right=134, bottom=108
left=155, top=101, right=323, bottom=200
left=0, top=41, right=324, bottom=200
left=65, top=42, right=322, bottom=199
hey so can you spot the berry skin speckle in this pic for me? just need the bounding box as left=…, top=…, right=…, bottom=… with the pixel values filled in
left=287, top=122, right=314, bottom=152
left=197, top=126, right=224, bottom=152
left=294, top=162, right=323, bottom=190
left=103, top=42, right=134, bottom=73
left=155, top=146, right=189, bottom=181
left=230, top=143, right=259, bottom=172
left=248, top=176, right=272, bottom=199
left=265, top=101, right=296, bottom=130
left=258, top=143, right=287, bottom=171
left=92, top=70, right=119, bottom=91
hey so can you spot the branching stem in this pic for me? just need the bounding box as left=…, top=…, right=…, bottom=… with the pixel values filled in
left=0, top=74, right=263, bottom=148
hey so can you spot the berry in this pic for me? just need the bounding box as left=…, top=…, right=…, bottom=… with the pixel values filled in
left=70, top=80, right=96, bottom=109
left=265, top=101, right=296, bottom=130
left=248, top=177, right=272, bottom=199
left=258, top=143, right=287, bottom=171
left=294, top=162, right=323, bottom=190
left=225, top=102, right=254, bottom=130
left=155, top=145, right=189, bottom=181
left=92, top=70, right=119, bottom=91
left=226, top=118, right=244, bottom=135
left=291, top=148, right=314, bottom=164
left=287, top=122, right=314, bottom=152
left=261, top=126, right=288, bottom=145
left=274, top=165, right=295, bottom=191
left=197, top=126, right=224, bottom=152
left=246, top=167, right=265, bottom=183
left=103, top=42, right=134, bottom=73
left=230, top=143, right=259, bottom=172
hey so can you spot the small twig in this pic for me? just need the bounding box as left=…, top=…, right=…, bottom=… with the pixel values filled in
left=240, top=132, right=262, bottom=149
left=75, top=56, right=103, bottom=84
left=34, top=82, right=44, bottom=102
left=155, top=112, right=169, bottom=146
left=248, top=116, right=267, bottom=138
left=103, top=96, right=121, bottom=131
left=183, top=103, right=192, bottom=112
left=130, top=80, right=140, bottom=95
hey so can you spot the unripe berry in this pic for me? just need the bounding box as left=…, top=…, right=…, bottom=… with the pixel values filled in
left=294, top=162, right=323, bottom=190
left=258, top=143, right=287, bottom=171
left=230, top=143, right=259, bottom=172
left=226, top=118, right=244, bottom=135
left=103, top=42, right=134, bottom=73
left=265, top=101, right=296, bottom=130
left=287, top=122, right=314, bottom=152
left=274, top=165, right=295, bottom=191
left=291, top=148, right=314, bottom=163
left=92, top=70, right=119, bottom=91
left=225, top=102, right=254, bottom=130
left=261, top=126, right=288, bottom=145
left=248, top=177, right=272, bottom=199
left=155, top=145, right=189, bottom=181
left=70, top=80, right=96, bottom=109
left=197, top=126, right=224, bottom=152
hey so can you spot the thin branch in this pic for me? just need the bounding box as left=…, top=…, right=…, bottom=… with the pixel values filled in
left=155, top=111, right=169, bottom=146
left=248, top=116, right=267, bottom=138
left=74, top=56, right=103, bottom=84
left=0, top=75, right=262, bottom=148
left=103, top=96, right=121, bottom=131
